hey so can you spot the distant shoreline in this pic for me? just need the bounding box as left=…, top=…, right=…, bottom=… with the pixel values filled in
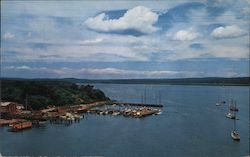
left=80, top=83, right=250, bottom=86
left=1, top=77, right=250, bottom=86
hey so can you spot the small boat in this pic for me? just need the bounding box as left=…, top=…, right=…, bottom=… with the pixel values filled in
left=39, top=120, right=47, bottom=125
left=229, top=99, right=239, bottom=111
left=74, top=114, right=83, bottom=119
left=231, top=131, right=240, bottom=140
left=231, top=111, right=240, bottom=141
left=216, top=100, right=226, bottom=106
left=226, top=112, right=235, bottom=119
left=216, top=86, right=226, bottom=106
left=216, top=102, right=221, bottom=106
left=112, top=112, right=120, bottom=116
left=230, top=106, right=239, bottom=111
left=10, top=121, right=32, bottom=132
left=221, top=101, right=226, bottom=104
left=156, top=111, right=162, bottom=115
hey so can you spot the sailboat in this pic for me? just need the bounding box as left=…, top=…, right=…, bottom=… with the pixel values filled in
left=226, top=111, right=235, bottom=119
left=231, top=110, right=240, bottom=141
left=216, top=100, right=226, bottom=106
left=216, top=86, right=226, bottom=106
left=226, top=99, right=236, bottom=119
left=155, top=91, right=162, bottom=115
left=230, top=99, right=239, bottom=112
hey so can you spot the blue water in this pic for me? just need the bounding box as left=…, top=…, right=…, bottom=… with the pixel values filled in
left=0, top=84, right=249, bottom=157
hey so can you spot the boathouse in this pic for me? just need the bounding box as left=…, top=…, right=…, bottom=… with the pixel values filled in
left=0, top=102, right=17, bottom=114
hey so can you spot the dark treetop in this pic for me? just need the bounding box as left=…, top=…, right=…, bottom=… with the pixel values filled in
left=1, top=79, right=109, bottom=110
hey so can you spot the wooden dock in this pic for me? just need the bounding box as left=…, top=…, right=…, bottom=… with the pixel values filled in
left=0, top=119, right=24, bottom=126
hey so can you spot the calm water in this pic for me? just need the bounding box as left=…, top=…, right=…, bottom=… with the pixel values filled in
left=0, top=84, right=249, bottom=157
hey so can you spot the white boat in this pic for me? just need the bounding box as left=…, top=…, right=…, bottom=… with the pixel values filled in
left=231, top=111, right=240, bottom=141
left=156, top=111, right=162, bottom=115
left=216, top=102, right=221, bottom=106
left=112, top=112, right=120, bottom=116
left=229, top=99, right=239, bottom=111
left=155, top=109, right=162, bottom=115
left=231, top=131, right=240, bottom=140
left=216, top=86, right=226, bottom=106
left=226, top=112, right=235, bottom=119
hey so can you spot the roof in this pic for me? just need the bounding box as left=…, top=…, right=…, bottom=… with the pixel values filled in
left=0, top=102, right=14, bottom=107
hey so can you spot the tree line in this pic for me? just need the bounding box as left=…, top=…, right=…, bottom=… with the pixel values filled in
left=1, top=79, right=109, bottom=110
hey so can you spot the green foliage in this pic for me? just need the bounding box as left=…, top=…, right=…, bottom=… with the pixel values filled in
left=27, top=95, right=50, bottom=110
left=1, top=79, right=109, bottom=110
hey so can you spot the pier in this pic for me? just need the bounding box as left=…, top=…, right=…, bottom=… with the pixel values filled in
left=0, top=119, right=21, bottom=126
left=113, top=102, right=163, bottom=108
left=88, top=107, right=160, bottom=118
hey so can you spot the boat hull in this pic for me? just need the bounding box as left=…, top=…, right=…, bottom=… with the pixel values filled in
left=226, top=113, right=235, bottom=119
left=9, top=121, right=32, bottom=132
left=231, top=131, right=240, bottom=141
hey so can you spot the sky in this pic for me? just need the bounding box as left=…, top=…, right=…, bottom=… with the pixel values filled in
left=1, top=0, right=249, bottom=79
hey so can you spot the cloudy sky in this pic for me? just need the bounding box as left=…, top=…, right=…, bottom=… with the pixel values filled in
left=1, top=0, right=249, bottom=79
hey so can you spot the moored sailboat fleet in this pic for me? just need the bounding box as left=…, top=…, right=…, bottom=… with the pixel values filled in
left=215, top=90, right=240, bottom=141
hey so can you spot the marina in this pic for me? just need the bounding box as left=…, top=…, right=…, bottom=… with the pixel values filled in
left=0, top=99, right=163, bottom=131
left=88, top=107, right=161, bottom=118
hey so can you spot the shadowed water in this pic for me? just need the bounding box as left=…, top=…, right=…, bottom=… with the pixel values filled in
left=0, top=84, right=249, bottom=157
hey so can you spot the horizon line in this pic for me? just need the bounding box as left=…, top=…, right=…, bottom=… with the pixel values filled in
left=1, top=76, right=249, bottom=80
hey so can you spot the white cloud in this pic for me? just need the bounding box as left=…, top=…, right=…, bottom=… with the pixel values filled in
left=3, top=66, right=185, bottom=78
left=5, top=65, right=31, bottom=70
left=16, top=65, right=32, bottom=70
left=207, top=44, right=249, bottom=59
left=80, top=38, right=104, bottom=45
left=3, top=32, right=15, bottom=40
left=79, top=67, right=179, bottom=76
left=211, top=25, right=247, bottom=39
left=84, top=6, right=159, bottom=34
left=172, top=29, right=200, bottom=41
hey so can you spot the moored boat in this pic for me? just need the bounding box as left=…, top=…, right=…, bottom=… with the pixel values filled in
left=10, top=121, right=32, bottom=132
left=226, top=112, right=235, bottom=119
left=156, top=110, right=162, bottom=115
left=231, top=110, right=240, bottom=141
left=229, top=99, right=239, bottom=111
left=231, top=131, right=240, bottom=141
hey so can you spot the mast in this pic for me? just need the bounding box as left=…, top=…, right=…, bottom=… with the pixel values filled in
left=234, top=101, right=237, bottom=131
left=144, top=87, right=146, bottom=104
left=141, top=93, right=144, bottom=104
left=234, top=110, right=236, bottom=131
left=234, top=100, right=237, bottom=110
left=155, top=92, right=158, bottom=105
left=229, top=98, right=233, bottom=108
left=159, top=91, right=161, bottom=105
